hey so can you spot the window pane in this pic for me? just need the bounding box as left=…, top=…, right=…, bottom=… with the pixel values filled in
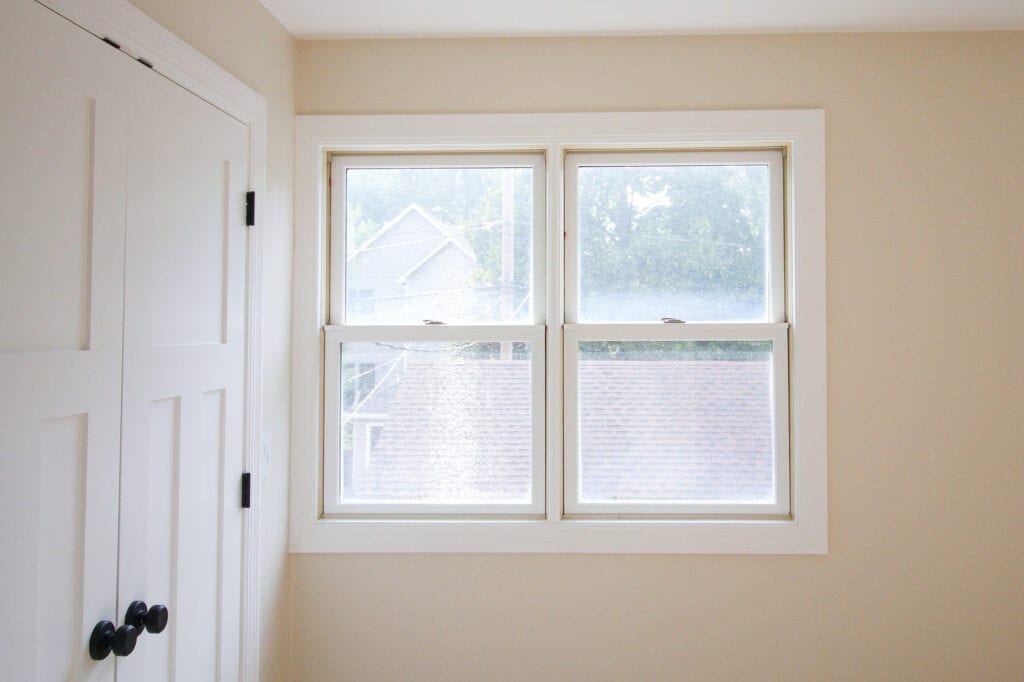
left=338, top=340, right=534, bottom=503
left=577, top=340, right=775, bottom=503
left=345, top=166, right=534, bottom=324
left=577, top=163, right=770, bottom=322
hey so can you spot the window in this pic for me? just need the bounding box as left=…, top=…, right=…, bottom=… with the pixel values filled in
left=349, top=289, right=375, bottom=316
left=324, top=154, right=547, bottom=515
left=563, top=151, right=789, bottom=516
left=342, top=361, right=377, bottom=409
left=293, top=111, right=826, bottom=553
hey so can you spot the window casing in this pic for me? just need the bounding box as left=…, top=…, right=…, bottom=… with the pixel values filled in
left=291, top=111, right=827, bottom=553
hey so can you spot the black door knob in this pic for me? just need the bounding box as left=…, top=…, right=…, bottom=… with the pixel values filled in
left=125, top=600, right=169, bottom=634
left=89, top=620, right=139, bottom=660
left=112, top=624, right=139, bottom=656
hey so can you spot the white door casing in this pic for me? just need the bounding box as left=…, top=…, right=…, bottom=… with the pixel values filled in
left=0, top=0, right=267, bottom=679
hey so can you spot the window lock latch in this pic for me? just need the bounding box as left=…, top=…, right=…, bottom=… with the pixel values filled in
left=422, top=319, right=446, bottom=325
left=660, top=317, right=686, bottom=324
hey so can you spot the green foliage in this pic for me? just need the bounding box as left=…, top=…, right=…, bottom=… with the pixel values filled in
left=343, top=160, right=770, bottom=324
left=577, top=164, right=768, bottom=320
left=579, top=340, right=771, bottom=362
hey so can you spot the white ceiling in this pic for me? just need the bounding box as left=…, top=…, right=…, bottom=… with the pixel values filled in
left=257, top=0, right=1024, bottom=39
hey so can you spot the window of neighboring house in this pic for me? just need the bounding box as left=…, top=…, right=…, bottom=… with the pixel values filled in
left=342, top=361, right=377, bottom=409
left=349, top=289, right=375, bottom=316
left=297, top=111, right=826, bottom=553
left=367, top=424, right=385, bottom=452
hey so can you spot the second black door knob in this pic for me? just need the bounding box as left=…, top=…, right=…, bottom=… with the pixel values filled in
left=125, top=600, right=170, bottom=634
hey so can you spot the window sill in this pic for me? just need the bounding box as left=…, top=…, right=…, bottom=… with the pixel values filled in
left=289, top=515, right=827, bottom=554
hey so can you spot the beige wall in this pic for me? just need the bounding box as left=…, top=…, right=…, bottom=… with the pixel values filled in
left=292, top=33, right=1024, bottom=681
left=124, top=2, right=295, bottom=680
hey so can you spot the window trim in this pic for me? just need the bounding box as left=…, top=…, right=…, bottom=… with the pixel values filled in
left=291, top=110, right=827, bottom=554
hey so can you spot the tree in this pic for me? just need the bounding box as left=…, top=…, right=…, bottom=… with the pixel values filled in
left=343, top=160, right=769, bottom=324
left=576, top=163, right=768, bottom=321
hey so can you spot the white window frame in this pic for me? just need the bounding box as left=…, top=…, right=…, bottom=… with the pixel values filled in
left=563, top=149, right=790, bottom=517
left=291, top=110, right=827, bottom=554
left=324, top=152, right=547, bottom=516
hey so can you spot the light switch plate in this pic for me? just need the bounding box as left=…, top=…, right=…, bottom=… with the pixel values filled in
left=259, top=431, right=271, bottom=480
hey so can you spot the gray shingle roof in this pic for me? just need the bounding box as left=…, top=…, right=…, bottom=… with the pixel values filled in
left=346, top=358, right=773, bottom=504
left=578, top=359, right=773, bottom=502
left=352, top=358, right=532, bottom=501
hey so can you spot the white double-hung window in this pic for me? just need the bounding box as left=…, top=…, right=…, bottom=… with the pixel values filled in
left=323, top=154, right=547, bottom=515
left=563, top=150, right=789, bottom=516
left=294, top=111, right=826, bottom=553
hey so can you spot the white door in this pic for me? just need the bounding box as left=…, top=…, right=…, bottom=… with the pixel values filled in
left=0, top=1, right=251, bottom=679
left=115, top=49, right=250, bottom=682
left=0, top=1, right=130, bottom=680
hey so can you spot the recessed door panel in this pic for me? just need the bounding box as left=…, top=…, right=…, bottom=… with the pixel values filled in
left=127, top=396, right=179, bottom=682
left=174, top=390, right=225, bottom=680
left=145, top=146, right=230, bottom=347
left=37, top=414, right=88, bottom=681
left=0, top=76, right=94, bottom=352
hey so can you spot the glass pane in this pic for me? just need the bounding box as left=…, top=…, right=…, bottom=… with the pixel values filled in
left=577, top=163, right=770, bottom=322
left=338, top=340, right=533, bottom=504
left=345, top=166, right=534, bottom=324
left=577, top=340, right=776, bottom=503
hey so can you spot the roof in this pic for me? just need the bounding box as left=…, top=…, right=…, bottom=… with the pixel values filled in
left=346, top=357, right=773, bottom=503
left=348, top=203, right=476, bottom=264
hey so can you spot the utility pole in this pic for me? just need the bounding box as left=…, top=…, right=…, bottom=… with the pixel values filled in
left=500, top=169, right=514, bottom=359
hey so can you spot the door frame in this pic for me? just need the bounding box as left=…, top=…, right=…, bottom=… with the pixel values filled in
left=34, top=1, right=267, bottom=678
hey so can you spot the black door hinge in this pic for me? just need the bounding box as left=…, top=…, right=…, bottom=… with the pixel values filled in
left=245, top=191, right=255, bottom=227
left=241, top=472, right=251, bottom=508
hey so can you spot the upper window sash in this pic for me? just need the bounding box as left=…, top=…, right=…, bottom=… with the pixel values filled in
left=329, top=152, right=547, bottom=326
left=564, top=149, right=786, bottom=325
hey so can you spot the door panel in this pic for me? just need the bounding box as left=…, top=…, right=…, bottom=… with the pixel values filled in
left=147, top=148, right=230, bottom=346
left=0, top=72, right=95, bottom=352
left=0, top=1, right=129, bottom=679
left=37, top=414, right=89, bottom=681
left=117, top=58, right=248, bottom=681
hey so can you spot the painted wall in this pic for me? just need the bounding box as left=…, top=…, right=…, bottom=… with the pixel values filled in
left=124, top=2, right=295, bottom=680
left=292, top=33, right=1024, bottom=681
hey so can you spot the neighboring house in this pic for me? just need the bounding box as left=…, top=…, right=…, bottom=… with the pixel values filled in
left=346, top=203, right=479, bottom=323
left=345, top=356, right=774, bottom=503
left=342, top=204, right=486, bottom=495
